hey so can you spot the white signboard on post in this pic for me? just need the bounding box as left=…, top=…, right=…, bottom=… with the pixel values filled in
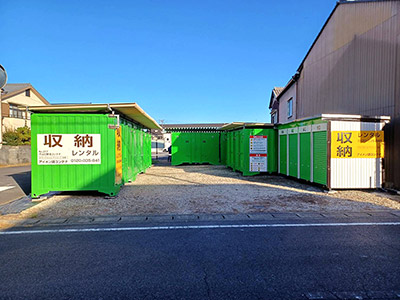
left=37, top=134, right=101, bottom=165
left=249, top=135, right=268, bottom=172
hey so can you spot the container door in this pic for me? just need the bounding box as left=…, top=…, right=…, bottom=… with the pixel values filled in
left=288, top=128, right=298, bottom=178
left=171, top=132, right=184, bottom=165
left=299, top=126, right=311, bottom=181
left=312, top=123, right=327, bottom=185
left=234, top=131, right=240, bottom=171
left=279, top=129, right=288, bottom=175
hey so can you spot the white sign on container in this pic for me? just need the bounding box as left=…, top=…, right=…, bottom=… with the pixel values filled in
left=249, top=135, right=267, bottom=154
left=37, top=134, right=101, bottom=165
left=249, top=135, right=268, bottom=172
left=250, top=154, right=267, bottom=172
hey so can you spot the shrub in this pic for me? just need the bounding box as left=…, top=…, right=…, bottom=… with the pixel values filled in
left=3, top=126, right=31, bottom=146
left=16, top=126, right=31, bottom=144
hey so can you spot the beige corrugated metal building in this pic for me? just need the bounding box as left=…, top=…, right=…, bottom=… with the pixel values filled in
left=272, top=0, right=400, bottom=189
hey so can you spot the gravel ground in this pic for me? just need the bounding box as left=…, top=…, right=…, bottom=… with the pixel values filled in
left=9, top=164, right=400, bottom=219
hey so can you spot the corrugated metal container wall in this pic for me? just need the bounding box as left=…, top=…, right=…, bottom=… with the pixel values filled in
left=32, top=114, right=153, bottom=198
left=220, top=131, right=227, bottom=165
left=170, top=131, right=220, bottom=165
left=224, top=128, right=277, bottom=176
left=31, top=114, right=120, bottom=197
left=296, top=1, right=400, bottom=189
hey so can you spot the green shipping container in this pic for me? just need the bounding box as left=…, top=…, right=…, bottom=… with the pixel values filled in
left=277, top=117, right=328, bottom=186
left=220, top=123, right=278, bottom=176
left=30, top=103, right=161, bottom=198
left=171, top=131, right=221, bottom=166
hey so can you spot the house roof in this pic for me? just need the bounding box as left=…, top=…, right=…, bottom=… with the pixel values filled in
left=1, top=83, right=50, bottom=105
left=273, top=87, right=284, bottom=96
left=268, top=87, right=284, bottom=109
left=29, top=103, right=161, bottom=130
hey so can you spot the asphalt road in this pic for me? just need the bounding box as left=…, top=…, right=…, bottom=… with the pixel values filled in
left=0, top=165, right=31, bottom=206
left=1, top=219, right=399, bottom=299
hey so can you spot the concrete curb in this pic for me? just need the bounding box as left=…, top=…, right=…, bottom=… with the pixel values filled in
left=1, top=211, right=400, bottom=229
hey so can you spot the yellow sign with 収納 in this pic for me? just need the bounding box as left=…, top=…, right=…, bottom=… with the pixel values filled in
left=115, top=127, right=123, bottom=184
left=331, top=131, right=384, bottom=158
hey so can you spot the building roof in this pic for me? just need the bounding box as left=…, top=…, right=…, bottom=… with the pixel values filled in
left=268, top=87, right=284, bottom=109
left=2, top=83, right=31, bottom=94
left=163, top=123, right=226, bottom=131
left=219, top=122, right=274, bottom=131
left=1, top=83, right=50, bottom=105
left=29, top=103, right=161, bottom=130
left=273, top=87, right=284, bottom=97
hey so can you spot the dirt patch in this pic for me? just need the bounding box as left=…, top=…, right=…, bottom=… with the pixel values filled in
left=6, top=165, right=400, bottom=219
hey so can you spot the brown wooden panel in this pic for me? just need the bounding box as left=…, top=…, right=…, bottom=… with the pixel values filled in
left=1, top=102, right=9, bottom=117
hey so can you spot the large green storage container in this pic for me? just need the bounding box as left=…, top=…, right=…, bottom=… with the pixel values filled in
left=277, top=115, right=389, bottom=189
left=277, top=117, right=329, bottom=186
left=171, top=131, right=221, bottom=165
left=30, top=103, right=160, bottom=198
left=220, top=123, right=278, bottom=176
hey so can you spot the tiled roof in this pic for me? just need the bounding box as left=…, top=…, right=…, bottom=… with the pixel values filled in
left=2, top=83, right=31, bottom=95
left=273, top=87, right=284, bottom=97
left=1, top=83, right=50, bottom=105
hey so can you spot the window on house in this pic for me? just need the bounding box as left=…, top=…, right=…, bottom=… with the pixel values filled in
left=9, top=104, right=25, bottom=119
left=287, top=98, right=293, bottom=118
left=25, top=90, right=30, bottom=97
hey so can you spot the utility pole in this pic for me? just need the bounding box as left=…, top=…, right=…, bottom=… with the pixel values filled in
left=0, top=65, right=8, bottom=148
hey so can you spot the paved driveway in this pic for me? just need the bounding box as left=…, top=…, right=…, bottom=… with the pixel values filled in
left=0, top=165, right=31, bottom=206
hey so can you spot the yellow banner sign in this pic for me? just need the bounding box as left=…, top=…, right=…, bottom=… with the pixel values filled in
left=115, top=127, right=123, bottom=184
left=331, top=131, right=384, bottom=159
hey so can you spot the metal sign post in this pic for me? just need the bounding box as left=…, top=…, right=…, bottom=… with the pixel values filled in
left=0, top=65, right=8, bottom=147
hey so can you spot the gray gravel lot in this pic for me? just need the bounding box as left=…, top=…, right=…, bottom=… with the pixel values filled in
left=9, top=164, right=400, bottom=219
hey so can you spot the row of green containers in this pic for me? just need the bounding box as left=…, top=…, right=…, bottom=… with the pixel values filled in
left=170, top=124, right=278, bottom=176
left=30, top=103, right=159, bottom=198
left=120, top=118, right=152, bottom=183
left=169, top=115, right=388, bottom=188
left=277, top=117, right=328, bottom=186
left=277, top=115, right=388, bottom=189
left=224, top=128, right=277, bottom=176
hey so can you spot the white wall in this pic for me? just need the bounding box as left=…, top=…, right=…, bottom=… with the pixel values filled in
left=5, top=90, right=45, bottom=106
left=2, top=89, right=47, bottom=132
left=2, top=117, right=30, bottom=131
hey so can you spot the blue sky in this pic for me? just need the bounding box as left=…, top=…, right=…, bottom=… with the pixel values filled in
left=1, top=0, right=336, bottom=124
